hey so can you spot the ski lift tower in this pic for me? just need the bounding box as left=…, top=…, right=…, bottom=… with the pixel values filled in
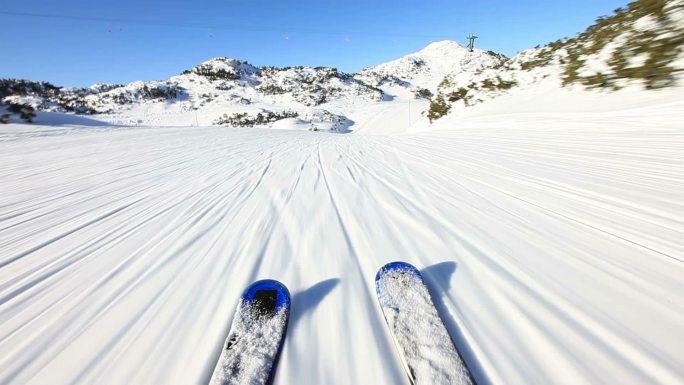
left=466, top=33, right=478, bottom=52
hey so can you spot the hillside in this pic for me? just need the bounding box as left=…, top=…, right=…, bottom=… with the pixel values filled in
left=426, top=0, right=684, bottom=122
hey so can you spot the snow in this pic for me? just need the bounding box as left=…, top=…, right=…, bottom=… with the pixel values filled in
left=627, top=52, right=650, bottom=69
left=377, top=264, right=473, bottom=385
left=194, top=58, right=260, bottom=77
left=633, top=15, right=659, bottom=32
left=1, top=82, right=683, bottom=385
left=577, top=37, right=623, bottom=78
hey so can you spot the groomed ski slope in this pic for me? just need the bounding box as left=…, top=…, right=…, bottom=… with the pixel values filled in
left=1, top=95, right=684, bottom=385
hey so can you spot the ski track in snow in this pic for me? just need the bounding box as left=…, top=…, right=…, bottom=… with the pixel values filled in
left=1, top=109, right=683, bottom=385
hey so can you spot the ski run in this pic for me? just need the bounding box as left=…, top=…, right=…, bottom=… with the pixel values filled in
left=1, top=77, right=684, bottom=384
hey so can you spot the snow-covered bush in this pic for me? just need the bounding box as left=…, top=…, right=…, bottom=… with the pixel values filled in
left=413, top=88, right=433, bottom=99
left=104, top=83, right=185, bottom=105
left=0, top=79, right=60, bottom=99
left=257, top=66, right=384, bottom=106
left=428, top=73, right=517, bottom=119
left=559, top=0, right=684, bottom=89
left=427, top=96, right=451, bottom=122
left=187, top=64, right=241, bottom=81
left=2, top=103, right=37, bottom=123
left=298, top=109, right=350, bottom=132
left=257, top=84, right=287, bottom=95
left=214, top=110, right=299, bottom=127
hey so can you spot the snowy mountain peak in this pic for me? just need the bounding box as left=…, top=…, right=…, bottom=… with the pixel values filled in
left=183, top=57, right=260, bottom=80
left=195, top=57, right=248, bottom=68
left=357, top=40, right=506, bottom=92
left=416, top=40, right=466, bottom=56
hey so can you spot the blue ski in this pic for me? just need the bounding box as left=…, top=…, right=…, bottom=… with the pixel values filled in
left=209, top=279, right=290, bottom=385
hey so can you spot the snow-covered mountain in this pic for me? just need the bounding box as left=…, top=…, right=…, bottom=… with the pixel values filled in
left=0, top=41, right=503, bottom=129
left=355, top=40, right=506, bottom=95
left=2, top=0, right=683, bottom=129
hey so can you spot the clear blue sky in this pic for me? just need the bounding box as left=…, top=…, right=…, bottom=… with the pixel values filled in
left=1, top=0, right=628, bottom=87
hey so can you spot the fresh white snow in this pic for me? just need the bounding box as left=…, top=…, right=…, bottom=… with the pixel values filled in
left=1, top=84, right=683, bottom=385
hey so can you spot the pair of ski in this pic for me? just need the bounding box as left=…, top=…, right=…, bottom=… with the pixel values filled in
left=209, top=262, right=475, bottom=385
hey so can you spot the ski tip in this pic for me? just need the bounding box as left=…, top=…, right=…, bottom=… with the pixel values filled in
left=241, top=279, right=291, bottom=313
left=375, top=261, right=421, bottom=283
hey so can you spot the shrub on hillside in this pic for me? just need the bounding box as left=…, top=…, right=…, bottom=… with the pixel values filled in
left=446, top=88, right=470, bottom=103
left=560, top=0, right=683, bottom=89
left=257, top=84, right=288, bottom=95
left=414, top=88, right=433, bottom=99
left=191, top=64, right=241, bottom=81
left=0, top=79, right=60, bottom=99
left=427, top=96, right=451, bottom=122
left=5, top=103, right=36, bottom=122
left=214, top=110, right=298, bottom=127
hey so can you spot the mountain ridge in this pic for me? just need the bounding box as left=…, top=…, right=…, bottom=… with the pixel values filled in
left=2, top=0, right=683, bottom=128
left=1, top=39, right=503, bottom=129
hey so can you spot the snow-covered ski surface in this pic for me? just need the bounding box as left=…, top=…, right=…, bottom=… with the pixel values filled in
left=1, top=93, right=684, bottom=385
left=209, top=279, right=289, bottom=385
left=376, top=262, right=474, bottom=385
